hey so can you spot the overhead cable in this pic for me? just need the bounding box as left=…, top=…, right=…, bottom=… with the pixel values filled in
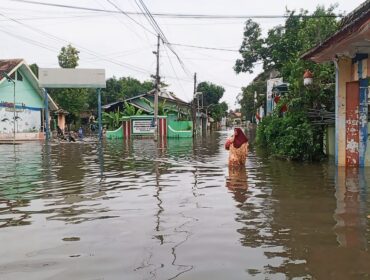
left=12, top=0, right=343, bottom=19
left=0, top=13, right=152, bottom=75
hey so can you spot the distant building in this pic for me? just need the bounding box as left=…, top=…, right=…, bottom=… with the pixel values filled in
left=302, top=1, right=370, bottom=166
left=0, top=59, right=58, bottom=141
left=228, top=111, right=242, bottom=126
left=103, top=89, right=191, bottom=118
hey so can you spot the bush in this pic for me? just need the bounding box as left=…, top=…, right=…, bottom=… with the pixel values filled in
left=256, top=112, right=323, bottom=161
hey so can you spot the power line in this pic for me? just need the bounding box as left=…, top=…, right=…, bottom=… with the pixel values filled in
left=105, top=0, right=156, bottom=36
left=0, top=14, right=110, bottom=22
left=170, top=43, right=239, bottom=52
left=134, top=0, right=191, bottom=77
left=0, top=27, right=56, bottom=52
left=0, top=13, right=153, bottom=75
left=12, top=0, right=344, bottom=19
left=134, top=0, right=165, bottom=38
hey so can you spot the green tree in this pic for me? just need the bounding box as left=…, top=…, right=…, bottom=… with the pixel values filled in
left=235, top=6, right=339, bottom=75
left=29, top=63, right=39, bottom=77
left=196, top=81, right=225, bottom=107
left=89, top=76, right=154, bottom=108
left=210, top=101, right=228, bottom=122
left=235, top=5, right=340, bottom=160
left=234, top=19, right=264, bottom=74
left=48, top=44, right=88, bottom=123
left=58, top=44, right=79, bottom=68
left=237, top=72, right=268, bottom=121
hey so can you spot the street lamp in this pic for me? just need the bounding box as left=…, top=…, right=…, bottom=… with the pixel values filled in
left=2, top=72, right=16, bottom=143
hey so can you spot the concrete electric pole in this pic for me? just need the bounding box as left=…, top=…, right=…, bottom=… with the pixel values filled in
left=192, top=72, right=197, bottom=137
left=153, top=34, right=160, bottom=141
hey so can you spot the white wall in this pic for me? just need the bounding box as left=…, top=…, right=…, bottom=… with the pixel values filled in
left=0, top=108, right=41, bottom=134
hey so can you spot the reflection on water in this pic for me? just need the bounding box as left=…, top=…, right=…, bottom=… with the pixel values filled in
left=334, top=168, right=368, bottom=249
left=0, top=132, right=369, bottom=280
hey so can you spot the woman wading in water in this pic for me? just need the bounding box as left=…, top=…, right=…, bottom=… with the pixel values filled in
left=225, top=128, right=248, bottom=166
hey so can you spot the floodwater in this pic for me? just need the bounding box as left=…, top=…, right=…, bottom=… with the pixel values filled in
left=0, top=130, right=370, bottom=280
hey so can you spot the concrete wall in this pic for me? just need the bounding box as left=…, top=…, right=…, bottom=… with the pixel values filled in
left=168, top=121, right=193, bottom=138
left=0, top=132, right=44, bottom=141
left=336, top=57, right=352, bottom=166
left=0, top=107, right=41, bottom=133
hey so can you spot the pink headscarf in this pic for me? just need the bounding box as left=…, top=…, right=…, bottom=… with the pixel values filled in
left=233, top=128, right=248, bottom=148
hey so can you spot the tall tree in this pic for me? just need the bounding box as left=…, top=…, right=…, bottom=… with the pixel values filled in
left=86, top=76, right=154, bottom=109
left=49, top=44, right=88, bottom=122
left=210, top=101, right=228, bottom=122
left=196, top=81, right=225, bottom=107
left=58, top=44, right=79, bottom=68
left=235, top=6, right=340, bottom=160
left=235, top=6, right=339, bottom=76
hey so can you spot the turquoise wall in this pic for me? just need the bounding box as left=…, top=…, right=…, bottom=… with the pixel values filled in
left=0, top=70, right=44, bottom=109
left=168, top=121, right=193, bottom=138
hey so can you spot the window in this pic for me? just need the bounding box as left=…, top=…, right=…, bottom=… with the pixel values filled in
left=16, top=71, right=23, bottom=81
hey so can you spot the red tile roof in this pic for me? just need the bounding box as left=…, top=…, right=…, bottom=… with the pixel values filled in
left=0, top=59, right=23, bottom=75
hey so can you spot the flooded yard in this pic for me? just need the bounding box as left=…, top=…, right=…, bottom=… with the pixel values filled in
left=0, top=130, right=370, bottom=280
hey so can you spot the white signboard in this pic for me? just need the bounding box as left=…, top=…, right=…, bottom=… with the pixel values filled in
left=132, top=120, right=155, bottom=134
left=39, top=68, right=106, bottom=88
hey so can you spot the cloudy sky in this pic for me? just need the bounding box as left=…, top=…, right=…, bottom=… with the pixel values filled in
left=0, top=0, right=365, bottom=108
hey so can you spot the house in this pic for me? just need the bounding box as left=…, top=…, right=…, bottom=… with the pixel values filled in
left=103, top=90, right=194, bottom=139
left=103, top=89, right=192, bottom=118
left=229, top=111, right=243, bottom=126
left=302, top=0, right=370, bottom=167
left=0, top=59, right=58, bottom=141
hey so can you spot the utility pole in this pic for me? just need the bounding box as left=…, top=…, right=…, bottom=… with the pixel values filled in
left=192, top=72, right=197, bottom=137
left=153, top=34, right=160, bottom=141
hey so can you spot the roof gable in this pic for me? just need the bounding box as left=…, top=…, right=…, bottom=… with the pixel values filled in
left=0, top=59, right=23, bottom=83
left=0, top=59, right=58, bottom=110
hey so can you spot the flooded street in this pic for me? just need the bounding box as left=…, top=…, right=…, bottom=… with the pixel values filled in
left=1, top=130, right=370, bottom=280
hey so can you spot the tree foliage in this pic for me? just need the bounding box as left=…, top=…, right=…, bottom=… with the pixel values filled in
left=238, top=72, right=268, bottom=121
left=210, top=101, right=228, bottom=122
left=196, top=81, right=225, bottom=107
left=104, top=77, right=153, bottom=104
left=195, top=81, right=227, bottom=121
left=235, top=5, right=340, bottom=160
left=103, top=102, right=143, bottom=130
left=256, top=112, right=321, bottom=161
left=58, top=44, right=79, bottom=68
left=86, top=77, right=154, bottom=110
left=235, top=6, right=339, bottom=75
left=48, top=44, right=88, bottom=122
left=29, top=63, right=39, bottom=77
